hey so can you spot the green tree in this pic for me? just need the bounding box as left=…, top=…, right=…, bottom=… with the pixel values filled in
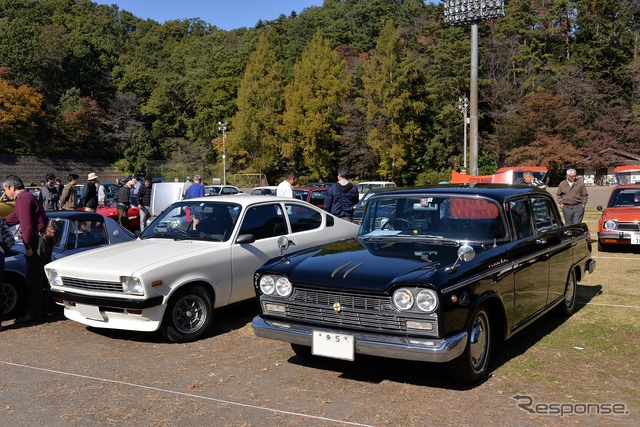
left=362, top=20, right=427, bottom=184
left=231, top=30, right=286, bottom=178
left=282, top=30, right=350, bottom=180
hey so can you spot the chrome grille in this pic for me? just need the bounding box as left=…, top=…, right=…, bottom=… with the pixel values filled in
left=277, top=289, right=437, bottom=335
left=617, top=222, right=640, bottom=232
left=292, top=289, right=393, bottom=311
left=61, top=277, right=123, bottom=293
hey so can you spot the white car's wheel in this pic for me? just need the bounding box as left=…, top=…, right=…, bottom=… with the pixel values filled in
left=160, top=286, right=214, bottom=343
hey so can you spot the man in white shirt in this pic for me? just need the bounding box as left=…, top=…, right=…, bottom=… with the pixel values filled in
left=276, top=168, right=299, bottom=197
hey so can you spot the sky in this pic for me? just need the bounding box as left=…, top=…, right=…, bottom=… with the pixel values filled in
left=94, top=0, right=325, bottom=31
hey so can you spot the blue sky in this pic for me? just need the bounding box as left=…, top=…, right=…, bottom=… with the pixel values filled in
left=94, top=1, right=325, bottom=31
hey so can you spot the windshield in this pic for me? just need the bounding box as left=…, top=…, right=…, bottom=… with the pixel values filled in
left=142, top=201, right=241, bottom=242
left=359, top=195, right=506, bottom=242
left=609, top=188, right=640, bottom=207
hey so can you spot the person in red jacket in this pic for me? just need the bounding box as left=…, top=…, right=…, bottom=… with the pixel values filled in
left=1, top=174, right=51, bottom=324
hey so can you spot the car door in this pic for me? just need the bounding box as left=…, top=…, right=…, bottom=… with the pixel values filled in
left=508, top=197, right=551, bottom=328
left=230, top=202, right=288, bottom=303
left=530, top=196, right=570, bottom=304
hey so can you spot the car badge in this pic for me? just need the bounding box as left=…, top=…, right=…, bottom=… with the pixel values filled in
left=333, top=301, right=342, bottom=313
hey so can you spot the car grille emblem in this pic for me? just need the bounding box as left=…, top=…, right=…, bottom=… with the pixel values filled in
left=333, top=301, right=342, bottom=313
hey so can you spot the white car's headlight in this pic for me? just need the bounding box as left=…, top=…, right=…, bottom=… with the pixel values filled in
left=121, top=276, right=144, bottom=295
left=45, top=268, right=63, bottom=287
left=393, top=288, right=414, bottom=310
left=603, top=220, right=617, bottom=230
left=416, top=289, right=438, bottom=313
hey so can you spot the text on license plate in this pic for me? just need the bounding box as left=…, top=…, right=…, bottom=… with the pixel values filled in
left=632, top=234, right=640, bottom=245
left=312, top=330, right=355, bottom=361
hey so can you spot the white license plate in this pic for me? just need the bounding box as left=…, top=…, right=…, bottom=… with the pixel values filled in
left=312, top=330, right=355, bottom=361
left=76, top=303, right=104, bottom=321
left=632, top=234, right=640, bottom=245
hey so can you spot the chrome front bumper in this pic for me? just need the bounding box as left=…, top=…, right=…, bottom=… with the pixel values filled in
left=252, top=316, right=468, bottom=363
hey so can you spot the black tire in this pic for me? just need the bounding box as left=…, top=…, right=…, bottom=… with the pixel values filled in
left=2, top=277, right=26, bottom=319
left=447, top=307, right=492, bottom=385
left=290, top=343, right=313, bottom=359
left=160, top=286, right=214, bottom=343
left=555, top=269, right=577, bottom=317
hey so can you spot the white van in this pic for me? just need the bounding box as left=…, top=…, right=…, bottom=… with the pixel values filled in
left=356, top=181, right=397, bottom=200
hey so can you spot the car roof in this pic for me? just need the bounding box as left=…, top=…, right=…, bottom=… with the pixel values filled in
left=46, top=211, right=104, bottom=222
left=170, top=194, right=306, bottom=206
left=368, top=184, right=548, bottom=204
left=294, top=186, right=327, bottom=191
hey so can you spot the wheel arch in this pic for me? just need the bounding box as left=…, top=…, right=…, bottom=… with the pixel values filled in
left=468, top=292, right=507, bottom=344
left=166, top=280, right=216, bottom=306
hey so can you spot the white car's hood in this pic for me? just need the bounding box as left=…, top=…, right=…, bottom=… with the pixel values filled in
left=46, top=238, right=222, bottom=278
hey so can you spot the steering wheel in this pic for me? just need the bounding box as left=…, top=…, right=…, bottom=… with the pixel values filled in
left=382, top=218, right=414, bottom=230
left=170, top=228, right=190, bottom=237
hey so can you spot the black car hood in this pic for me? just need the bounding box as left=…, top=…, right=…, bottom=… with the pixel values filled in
left=264, top=239, right=463, bottom=294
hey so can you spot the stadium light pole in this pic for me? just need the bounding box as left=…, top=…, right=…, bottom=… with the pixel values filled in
left=444, top=0, right=505, bottom=175
left=218, top=121, right=228, bottom=185
left=458, top=95, right=469, bottom=171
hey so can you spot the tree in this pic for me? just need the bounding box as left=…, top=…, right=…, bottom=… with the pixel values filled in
left=361, top=20, right=427, bottom=184
left=0, top=68, right=45, bottom=151
left=282, top=30, right=350, bottom=180
left=231, top=30, right=286, bottom=178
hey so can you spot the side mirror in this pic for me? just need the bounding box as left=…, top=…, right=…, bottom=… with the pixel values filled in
left=445, top=244, right=475, bottom=273
left=236, top=234, right=256, bottom=244
left=277, top=235, right=295, bottom=257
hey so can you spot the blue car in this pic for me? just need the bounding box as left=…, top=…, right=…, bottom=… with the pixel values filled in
left=2, top=211, right=135, bottom=319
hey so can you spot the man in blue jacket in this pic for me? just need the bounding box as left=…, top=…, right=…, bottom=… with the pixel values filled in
left=324, top=166, right=359, bottom=221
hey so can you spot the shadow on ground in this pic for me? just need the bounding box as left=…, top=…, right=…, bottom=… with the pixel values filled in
left=86, top=300, right=259, bottom=343
left=286, top=284, right=603, bottom=390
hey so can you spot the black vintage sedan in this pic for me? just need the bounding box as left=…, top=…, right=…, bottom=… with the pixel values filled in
left=252, top=185, right=596, bottom=385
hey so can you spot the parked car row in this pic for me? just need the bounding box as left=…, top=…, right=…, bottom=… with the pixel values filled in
left=4, top=183, right=600, bottom=385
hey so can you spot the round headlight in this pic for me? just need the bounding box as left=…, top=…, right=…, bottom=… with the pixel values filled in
left=416, top=289, right=438, bottom=313
left=275, top=277, right=292, bottom=297
left=259, top=275, right=276, bottom=295
left=393, top=288, right=414, bottom=310
left=603, top=220, right=617, bottom=230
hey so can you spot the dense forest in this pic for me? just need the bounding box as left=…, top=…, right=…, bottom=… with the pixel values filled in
left=1, top=0, right=639, bottom=185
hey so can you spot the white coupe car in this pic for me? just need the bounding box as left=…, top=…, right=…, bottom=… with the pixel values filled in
left=45, top=196, right=358, bottom=342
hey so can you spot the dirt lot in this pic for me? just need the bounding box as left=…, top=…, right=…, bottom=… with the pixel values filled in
left=1, top=188, right=638, bottom=426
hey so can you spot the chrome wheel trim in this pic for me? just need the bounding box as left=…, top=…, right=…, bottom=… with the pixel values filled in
left=469, top=312, right=489, bottom=372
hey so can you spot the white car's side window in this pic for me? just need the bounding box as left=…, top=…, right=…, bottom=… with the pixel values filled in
left=285, top=204, right=322, bottom=233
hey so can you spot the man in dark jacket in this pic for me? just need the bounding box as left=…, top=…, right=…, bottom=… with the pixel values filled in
left=136, top=176, right=153, bottom=230
left=81, top=172, right=99, bottom=211
left=115, top=180, right=133, bottom=229
left=324, top=166, right=359, bottom=221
